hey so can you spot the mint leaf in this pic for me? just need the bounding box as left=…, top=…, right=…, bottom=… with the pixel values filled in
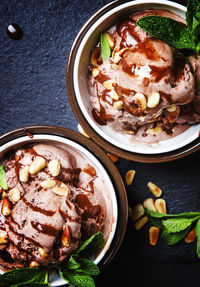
left=76, top=231, right=104, bottom=258
left=162, top=218, right=194, bottom=233
left=0, top=165, right=8, bottom=190
left=146, top=209, right=200, bottom=219
left=0, top=268, right=48, bottom=287
left=186, top=0, right=200, bottom=33
left=162, top=226, right=191, bottom=245
left=10, top=283, right=49, bottom=287
left=100, top=33, right=111, bottom=62
left=59, top=268, right=95, bottom=287
left=66, top=254, right=81, bottom=270
left=76, top=258, right=100, bottom=276
left=136, top=16, right=196, bottom=50
left=195, top=219, right=200, bottom=258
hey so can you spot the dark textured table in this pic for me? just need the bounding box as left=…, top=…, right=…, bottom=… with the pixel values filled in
left=1, top=0, right=200, bottom=286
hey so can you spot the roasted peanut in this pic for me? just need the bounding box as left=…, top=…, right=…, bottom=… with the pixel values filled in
left=143, top=198, right=156, bottom=212
left=149, top=226, right=160, bottom=246
left=131, top=204, right=145, bottom=222
left=134, top=216, right=148, bottom=230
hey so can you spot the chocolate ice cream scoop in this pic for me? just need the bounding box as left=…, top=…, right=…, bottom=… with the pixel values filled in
left=87, top=9, right=200, bottom=143
left=0, top=143, right=105, bottom=270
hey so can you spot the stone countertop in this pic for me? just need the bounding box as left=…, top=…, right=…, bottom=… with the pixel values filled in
left=1, top=0, right=199, bottom=286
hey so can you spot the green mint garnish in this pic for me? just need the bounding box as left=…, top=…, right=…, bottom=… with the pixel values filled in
left=195, top=218, right=200, bottom=258
left=100, top=33, right=111, bottom=62
left=0, top=232, right=104, bottom=287
left=0, top=165, right=8, bottom=190
left=146, top=209, right=200, bottom=256
left=136, top=0, right=200, bottom=53
left=0, top=268, right=48, bottom=287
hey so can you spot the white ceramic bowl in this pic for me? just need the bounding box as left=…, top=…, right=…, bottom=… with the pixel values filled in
left=67, top=0, right=200, bottom=161
left=0, top=126, right=127, bottom=286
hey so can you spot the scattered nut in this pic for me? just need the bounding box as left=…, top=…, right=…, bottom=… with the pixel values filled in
left=29, top=261, right=40, bottom=268
left=143, top=198, right=156, bottom=212
left=92, top=67, right=100, bottom=78
left=125, top=169, right=136, bottom=186
left=122, top=130, right=135, bottom=135
left=155, top=198, right=167, bottom=214
left=131, top=204, right=145, bottom=222
left=1, top=198, right=11, bottom=216
left=166, top=105, right=177, bottom=112
left=40, top=180, right=56, bottom=189
left=147, top=181, right=162, bottom=197
left=38, top=248, right=48, bottom=258
left=105, top=32, right=114, bottom=49
left=53, top=187, right=69, bottom=197
left=9, top=187, right=21, bottom=203
left=146, top=126, right=163, bottom=135
left=83, top=164, right=96, bottom=176
left=77, top=124, right=90, bottom=138
left=149, top=226, right=160, bottom=246
left=29, top=156, right=46, bottom=175
left=61, top=224, right=70, bottom=247
left=114, top=100, right=124, bottom=110
left=0, top=230, right=8, bottom=244
left=19, top=165, right=30, bottom=183
left=147, top=92, right=160, bottom=108
left=103, top=79, right=117, bottom=90
left=108, top=89, right=119, bottom=101
left=60, top=182, right=68, bottom=188
left=107, top=153, right=119, bottom=163
left=90, top=47, right=100, bottom=66
left=112, top=47, right=129, bottom=64
left=184, top=228, right=196, bottom=243
left=134, top=216, right=148, bottom=230
left=135, top=92, right=147, bottom=111
left=48, top=159, right=60, bottom=177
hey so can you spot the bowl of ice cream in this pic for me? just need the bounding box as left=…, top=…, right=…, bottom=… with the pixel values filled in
left=0, top=126, right=127, bottom=286
left=66, top=0, right=200, bottom=162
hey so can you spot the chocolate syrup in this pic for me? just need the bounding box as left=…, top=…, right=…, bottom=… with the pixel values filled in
left=7, top=23, right=23, bottom=40
left=31, top=221, right=59, bottom=236
left=22, top=197, right=56, bottom=216
left=117, top=17, right=140, bottom=48
left=75, top=194, right=101, bottom=219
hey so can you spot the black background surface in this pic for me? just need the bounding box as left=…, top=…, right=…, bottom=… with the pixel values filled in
left=1, top=0, right=200, bottom=286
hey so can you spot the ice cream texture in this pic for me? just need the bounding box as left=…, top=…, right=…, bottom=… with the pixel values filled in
left=0, top=143, right=106, bottom=270
left=87, top=9, right=200, bottom=143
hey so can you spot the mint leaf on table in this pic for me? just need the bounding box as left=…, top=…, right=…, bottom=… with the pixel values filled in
left=162, top=226, right=191, bottom=245
left=76, top=231, right=104, bottom=258
left=0, top=268, right=48, bottom=287
left=146, top=209, right=200, bottom=220
left=162, top=217, right=197, bottom=233
left=136, top=16, right=196, bottom=50
left=58, top=268, right=95, bottom=287
left=195, top=218, right=200, bottom=258
left=100, top=33, right=111, bottom=62
left=0, top=165, right=8, bottom=190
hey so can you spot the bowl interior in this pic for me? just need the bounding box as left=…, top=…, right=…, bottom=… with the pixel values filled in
left=0, top=134, right=118, bottom=286
left=73, top=0, right=200, bottom=155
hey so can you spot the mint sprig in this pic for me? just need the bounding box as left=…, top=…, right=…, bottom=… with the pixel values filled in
left=0, top=268, right=48, bottom=287
left=0, top=232, right=104, bottom=287
left=100, top=33, right=111, bottom=62
left=0, top=165, right=8, bottom=190
left=146, top=209, right=200, bottom=256
left=136, top=0, right=200, bottom=53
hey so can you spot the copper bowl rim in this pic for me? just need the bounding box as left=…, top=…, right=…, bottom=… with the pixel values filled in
left=66, top=0, right=200, bottom=163
left=0, top=125, right=128, bottom=271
